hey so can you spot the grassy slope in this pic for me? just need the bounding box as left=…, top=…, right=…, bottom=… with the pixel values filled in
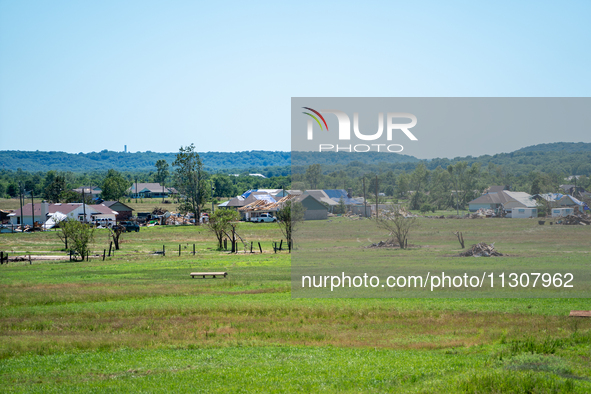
left=1, top=219, right=591, bottom=392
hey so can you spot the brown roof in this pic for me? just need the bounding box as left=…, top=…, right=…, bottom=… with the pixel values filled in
left=13, top=203, right=79, bottom=217
left=238, top=195, right=296, bottom=212
left=89, top=204, right=118, bottom=215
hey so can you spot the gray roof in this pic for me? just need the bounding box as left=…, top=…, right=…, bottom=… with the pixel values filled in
left=469, top=192, right=511, bottom=205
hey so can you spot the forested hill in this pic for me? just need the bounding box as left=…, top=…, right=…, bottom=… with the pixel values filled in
left=0, top=150, right=291, bottom=172
left=514, top=142, right=591, bottom=153
left=1, top=141, right=590, bottom=175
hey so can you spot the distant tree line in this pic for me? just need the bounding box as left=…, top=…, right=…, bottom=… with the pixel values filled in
left=293, top=161, right=591, bottom=211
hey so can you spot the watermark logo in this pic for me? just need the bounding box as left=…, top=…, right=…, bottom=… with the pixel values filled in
left=303, top=108, right=418, bottom=152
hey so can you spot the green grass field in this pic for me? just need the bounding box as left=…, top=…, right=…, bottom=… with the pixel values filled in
left=1, top=217, right=590, bottom=392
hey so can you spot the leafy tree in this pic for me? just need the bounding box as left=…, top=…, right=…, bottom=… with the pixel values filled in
left=334, top=197, right=346, bottom=214
left=305, top=164, right=322, bottom=189
left=419, top=203, right=433, bottom=214
left=154, top=160, right=169, bottom=184
left=211, top=174, right=236, bottom=198
left=409, top=191, right=425, bottom=210
left=102, top=169, right=130, bottom=201
left=396, top=173, right=410, bottom=198
left=6, top=182, right=19, bottom=197
left=275, top=200, right=306, bottom=246
left=410, top=163, right=429, bottom=192
left=57, top=220, right=94, bottom=259
left=44, top=175, right=66, bottom=203
left=173, top=144, right=208, bottom=225
left=530, top=177, right=541, bottom=195
left=207, top=209, right=240, bottom=249
left=447, top=162, right=481, bottom=210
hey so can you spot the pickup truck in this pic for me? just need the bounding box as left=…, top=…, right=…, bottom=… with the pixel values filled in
left=250, top=213, right=277, bottom=223
left=118, top=221, right=140, bottom=232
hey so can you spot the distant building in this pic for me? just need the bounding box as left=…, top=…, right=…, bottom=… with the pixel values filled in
left=9, top=203, right=118, bottom=226
left=468, top=190, right=537, bottom=217
left=128, top=183, right=178, bottom=199
left=72, top=186, right=102, bottom=197
left=102, top=201, right=134, bottom=221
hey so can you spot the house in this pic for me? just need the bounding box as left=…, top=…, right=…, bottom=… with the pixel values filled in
left=535, top=193, right=589, bottom=211
left=511, top=207, right=538, bottom=219
left=102, top=201, right=134, bottom=221
left=9, top=203, right=118, bottom=226
left=295, top=194, right=329, bottom=220
left=551, top=207, right=575, bottom=218
left=468, top=192, right=512, bottom=212
left=469, top=190, right=538, bottom=217
left=224, top=191, right=276, bottom=210
left=128, top=183, right=178, bottom=199
left=484, top=185, right=510, bottom=194
left=72, top=186, right=102, bottom=197
left=237, top=193, right=328, bottom=221
left=238, top=195, right=293, bottom=221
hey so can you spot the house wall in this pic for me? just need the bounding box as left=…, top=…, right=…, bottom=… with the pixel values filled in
left=469, top=203, right=495, bottom=212
left=511, top=208, right=537, bottom=218
left=551, top=208, right=574, bottom=217
left=304, top=209, right=328, bottom=220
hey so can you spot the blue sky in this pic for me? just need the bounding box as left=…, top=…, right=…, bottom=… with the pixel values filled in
left=1, top=1, right=590, bottom=156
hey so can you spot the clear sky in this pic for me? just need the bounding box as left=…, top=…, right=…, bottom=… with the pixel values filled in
left=1, top=1, right=590, bottom=156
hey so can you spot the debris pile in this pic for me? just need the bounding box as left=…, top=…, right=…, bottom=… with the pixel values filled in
left=459, top=242, right=503, bottom=257
left=556, top=212, right=591, bottom=226
left=367, top=240, right=400, bottom=248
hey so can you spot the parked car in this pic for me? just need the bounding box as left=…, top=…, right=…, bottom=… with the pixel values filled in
left=118, top=221, right=140, bottom=232
left=250, top=213, right=277, bottom=223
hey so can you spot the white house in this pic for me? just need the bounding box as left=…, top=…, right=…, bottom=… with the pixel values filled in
left=9, top=203, right=117, bottom=227
left=551, top=207, right=575, bottom=218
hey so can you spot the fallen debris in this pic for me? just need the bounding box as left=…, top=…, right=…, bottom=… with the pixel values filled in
left=556, top=212, right=591, bottom=226
left=459, top=242, right=503, bottom=257
left=367, top=240, right=400, bottom=248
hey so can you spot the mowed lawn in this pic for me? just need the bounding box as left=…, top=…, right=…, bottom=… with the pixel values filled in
left=1, top=218, right=591, bottom=393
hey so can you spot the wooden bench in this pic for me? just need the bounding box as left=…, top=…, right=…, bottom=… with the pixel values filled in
left=569, top=310, right=591, bottom=317
left=190, top=272, right=228, bottom=279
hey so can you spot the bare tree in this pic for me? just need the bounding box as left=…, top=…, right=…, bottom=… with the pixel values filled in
left=108, top=226, right=125, bottom=250
left=276, top=200, right=306, bottom=247
left=376, top=204, right=419, bottom=249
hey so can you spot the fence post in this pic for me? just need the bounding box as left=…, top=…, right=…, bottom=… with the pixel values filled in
left=279, top=240, right=283, bottom=251
left=108, top=242, right=112, bottom=257
left=163, top=245, right=165, bottom=257
left=258, top=242, right=262, bottom=254
left=250, top=242, right=253, bottom=253
left=179, top=244, right=181, bottom=256
left=103, top=249, right=106, bottom=261
left=193, top=244, right=195, bottom=255
left=0, top=251, right=3, bottom=264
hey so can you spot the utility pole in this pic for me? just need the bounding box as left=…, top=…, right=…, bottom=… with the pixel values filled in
left=82, top=188, right=87, bottom=223
left=31, top=188, right=35, bottom=229
left=375, top=175, right=379, bottom=220
left=18, top=182, right=24, bottom=229
left=211, top=180, right=215, bottom=214
left=362, top=177, right=367, bottom=218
